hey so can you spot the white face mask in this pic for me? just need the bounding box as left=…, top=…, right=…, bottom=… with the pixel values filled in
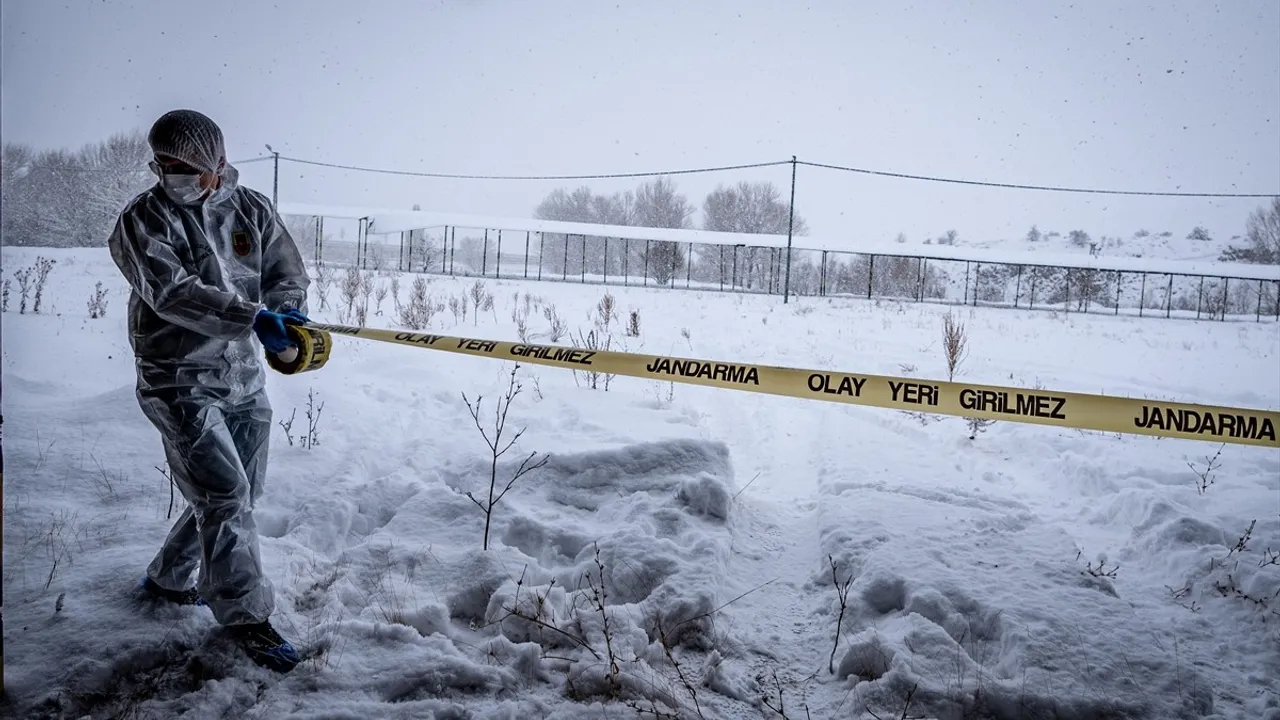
left=158, top=171, right=212, bottom=204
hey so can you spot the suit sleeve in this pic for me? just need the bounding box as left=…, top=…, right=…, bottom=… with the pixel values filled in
left=258, top=205, right=311, bottom=315
left=107, top=202, right=260, bottom=339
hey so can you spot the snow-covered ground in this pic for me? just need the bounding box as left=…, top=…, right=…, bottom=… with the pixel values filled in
left=3, top=245, right=1279, bottom=720
left=953, top=227, right=1243, bottom=265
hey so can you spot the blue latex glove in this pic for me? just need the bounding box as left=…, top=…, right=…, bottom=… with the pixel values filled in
left=282, top=308, right=310, bottom=326
left=253, top=309, right=295, bottom=354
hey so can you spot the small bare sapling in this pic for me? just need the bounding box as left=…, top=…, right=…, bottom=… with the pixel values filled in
left=313, top=262, right=335, bottom=310
left=967, top=416, right=995, bottom=440
left=3, top=278, right=10, bottom=312
left=544, top=304, right=567, bottom=343
left=87, top=281, right=109, bottom=319
left=828, top=555, right=854, bottom=674
left=397, top=276, right=440, bottom=330
left=512, top=301, right=532, bottom=342
left=13, top=267, right=32, bottom=314
left=596, top=292, right=617, bottom=332
left=571, top=328, right=614, bottom=391
left=627, top=309, right=641, bottom=337
left=31, top=256, right=56, bottom=314
left=338, top=267, right=362, bottom=324
left=462, top=364, right=550, bottom=550
left=301, top=387, right=324, bottom=449
left=942, top=311, right=967, bottom=381
left=469, top=280, right=492, bottom=325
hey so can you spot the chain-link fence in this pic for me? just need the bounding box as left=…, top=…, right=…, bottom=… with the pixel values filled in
left=290, top=216, right=1280, bottom=323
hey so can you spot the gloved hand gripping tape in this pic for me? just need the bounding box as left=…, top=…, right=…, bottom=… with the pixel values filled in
left=266, top=325, right=332, bottom=375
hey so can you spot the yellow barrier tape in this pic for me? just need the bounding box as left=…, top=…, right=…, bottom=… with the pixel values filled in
left=305, top=323, right=1280, bottom=449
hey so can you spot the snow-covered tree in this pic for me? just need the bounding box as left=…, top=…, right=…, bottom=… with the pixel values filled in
left=1220, top=197, right=1280, bottom=265
left=2, top=131, right=151, bottom=247
left=1187, top=226, right=1213, bottom=243
left=632, top=177, right=694, bottom=286
left=701, top=180, right=808, bottom=236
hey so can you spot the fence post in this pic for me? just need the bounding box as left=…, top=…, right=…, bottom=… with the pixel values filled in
left=482, top=229, right=489, bottom=277
left=1275, top=280, right=1279, bottom=321
left=732, top=246, right=739, bottom=289
left=603, top=237, right=609, bottom=284
left=1221, top=278, right=1229, bottom=321
left=820, top=251, right=828, bottom=296
left=687, top=243, right=693, bottom=288
left=624, top=238, right=630, bottom=286
left=1014, top=265, right=1023, bottom=308
left=1257, top=279, right=1264, bottom=322
left=644, top=240, right=650, bottom=286
left=1196, top=276, right=1204, bottom=319
left=784, top=155, right=797, bottom=304
left=1029, top=268, right=1036, bottom=309
left=1065, top=270, right=1071, bottom=313
left=582, top=235, right=588, bottom=282
left=315, top=216, right=323, bottom=264
left=538, top=233, right=545, bottom=280
left=963, top=261, right=970, bottom=305
left=562, top=235, right=569, bottom=281
left=769, top=248, right=777, bottom=294
left=524, top=231, right=530, bottom=279
left=1139, top=273, right=1147, bottom=317
left=449, top=227, right=456, bottom=275
left=720, top=245, right=725, bottom=291
left=974, top=263, right=981, bottom=306
left=496, top=230, right=503, bottom=278
left=1115, top=271, right=1121, bottom=315
left=672, top=242, right=679, bottom=289
left=867, top=255, right=875, bottom=299
left=358, top=217, right=367, bottom=270
left=399, top=231, right=405, bottom=272
left=1166, top=275, right=1173, bottom=318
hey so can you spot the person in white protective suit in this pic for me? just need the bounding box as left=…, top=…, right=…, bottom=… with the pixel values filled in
left=107, top=109, right=312, bottom=673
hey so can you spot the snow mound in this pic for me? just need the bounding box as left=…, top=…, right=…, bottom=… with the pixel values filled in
left=816, top=478, right=1225, bottom=720
left=476, top=438, right=739, bottom=707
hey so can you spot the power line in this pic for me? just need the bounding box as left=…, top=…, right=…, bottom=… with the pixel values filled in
left=277, top=155, right=793, bottom=180
left=9, top=151, right=1276, bottom=198
left=15, top=155, right=275, bottom=174
left=797, top=160, right=1277, bottom=198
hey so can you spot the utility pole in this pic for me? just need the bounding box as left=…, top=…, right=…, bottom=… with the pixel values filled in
left=265, top=144, right=279, bottom=210
left=783, top=155, right=797, bottom=304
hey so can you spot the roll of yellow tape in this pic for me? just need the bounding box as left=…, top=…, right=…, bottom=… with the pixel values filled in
left=266, top=325, right=332, bottom=375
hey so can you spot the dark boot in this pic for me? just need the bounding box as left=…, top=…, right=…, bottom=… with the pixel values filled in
left=228, top=620, right=300, bottom=673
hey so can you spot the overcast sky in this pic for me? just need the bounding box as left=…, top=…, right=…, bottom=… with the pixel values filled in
left=3, top=0, right=1277, bottom=250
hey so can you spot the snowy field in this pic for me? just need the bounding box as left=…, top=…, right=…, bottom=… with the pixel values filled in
left=3, top=245, right=1279, bottom=720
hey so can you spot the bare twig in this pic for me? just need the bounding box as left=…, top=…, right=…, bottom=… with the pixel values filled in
left=732, top=472, right=762, bottom=501
left=1187, top=443, right=1225, bottom=494
left=828, top=555, right=854, bottom=674
left=278, top=407, right=297, bottom=447
left=1227, top=519, right=1256, bottom=557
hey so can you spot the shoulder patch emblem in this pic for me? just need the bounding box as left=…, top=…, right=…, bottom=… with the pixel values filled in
left=232, top=230, right=252, bottom=257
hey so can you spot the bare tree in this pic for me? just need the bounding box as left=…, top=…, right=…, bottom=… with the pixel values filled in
left=2, top=131, right=152, bottom=247
left=630, top=177, right=694, bottom=285
left=1221, top=197, right=1279, bottom=264
left=701, top=180, right=808, bottom=236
